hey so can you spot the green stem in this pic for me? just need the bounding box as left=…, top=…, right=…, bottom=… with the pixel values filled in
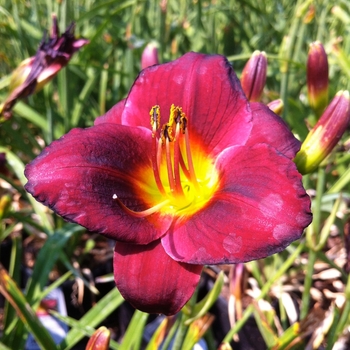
left=300, top=249, right=317, bottom=319
left=172, top=312, right=190, bottom=350
left=280, top=0, right=302, bottom=121
left=223, top=242, right=305, bottom=342
left=172, top=286, right=199, bottom=350
left=313, top=168, right=326, bottom=235
left=301, top=168, right=326, bottom=319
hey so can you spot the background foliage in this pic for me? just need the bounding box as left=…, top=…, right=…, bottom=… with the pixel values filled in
left=1, top=0, right=350, bottom=349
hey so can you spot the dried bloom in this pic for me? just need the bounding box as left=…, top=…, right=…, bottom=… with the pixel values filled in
left=0, top=14, right=88, bottom=120
left=307, top=41, right=329, bottom=117
left=141, top=43, right=160, bottom=70
left=25, top=53, right=312, bottom=315
left=295, top=90, right=350, bottom=174
left=240, top=51, right=267, bottom=102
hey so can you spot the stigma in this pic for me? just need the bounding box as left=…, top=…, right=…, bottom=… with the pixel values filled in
left=114, top=104, right=218, bottom=218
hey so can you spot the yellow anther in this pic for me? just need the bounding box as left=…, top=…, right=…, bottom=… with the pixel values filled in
left=160, top=104, right=188, bottom=143
left=150, top=105, right=161, bottom=131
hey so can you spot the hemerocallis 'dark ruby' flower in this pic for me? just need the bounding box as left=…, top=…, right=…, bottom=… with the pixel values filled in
left=24, top=52, right=312, bottom=315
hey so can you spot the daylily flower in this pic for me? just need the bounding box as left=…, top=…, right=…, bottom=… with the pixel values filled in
left=24, top=52, right=312, bottom=315
left=0, top=14, right=88, bottom=120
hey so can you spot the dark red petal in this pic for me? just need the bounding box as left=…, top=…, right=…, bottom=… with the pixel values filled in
left=122, top=52, right=252, bottom=156
left=247, top=102, right=301, bottom=159
left=114, top=240, right=202, bottom=315
left=162, top=144, right=312, bottom=264
left=25, top=124, right=172, bottom=244
left=94, top=99, right=125, bottom=125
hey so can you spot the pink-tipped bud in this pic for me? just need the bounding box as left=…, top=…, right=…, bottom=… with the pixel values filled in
left=1, top=14, right=89, bottom=120
left=295, top=90, right=350, bottom=174
left=241, top=51, right=267, bottom=102
left=85, top=327, right=110, bottom=350
left=141, top=43, right=159, bottom=70
left=307, top=41, right=329, bottom=117
left=267, top=99, right=284, bottom=116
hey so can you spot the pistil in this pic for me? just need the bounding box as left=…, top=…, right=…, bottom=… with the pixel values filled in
left=113, top=194, right=170, bottom=218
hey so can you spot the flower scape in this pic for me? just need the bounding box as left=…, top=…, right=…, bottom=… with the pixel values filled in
left=24, top=52, right=312, bottom=315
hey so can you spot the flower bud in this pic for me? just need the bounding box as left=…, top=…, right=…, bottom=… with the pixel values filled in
left=267, top=99, right=284, bottom=116
left=241, top=51, right=267, bottom=102
left=0, top=195, right=12, bottom=221
left=1, top=14, right=89, bottom=120
left=295, top=90, right=350, bottom=174
left=0, top=152, right=9, bottom=176
left=307, top=41, right=329, bottom=117
left=85, top=326, right=110, bottom=350
left=141, top=43, right=159, bottom=70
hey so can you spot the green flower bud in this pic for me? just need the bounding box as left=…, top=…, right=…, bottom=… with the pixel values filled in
left=295, top=91, right=350, bottom=174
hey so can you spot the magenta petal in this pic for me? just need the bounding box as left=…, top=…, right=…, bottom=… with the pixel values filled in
left=94, top=99, right=125, bottom=125
left=114, top=240, right=202, bottom=315
left=25, top=124, right=172, bottom=244
left=121, top=52, right=252, bottom=156
left=162, top=144, right=312, bottom=264
left=247, top=102, right=301, bottom=159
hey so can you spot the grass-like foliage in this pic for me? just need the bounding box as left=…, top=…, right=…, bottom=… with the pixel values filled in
left=1, top=0, right=350, bottom=349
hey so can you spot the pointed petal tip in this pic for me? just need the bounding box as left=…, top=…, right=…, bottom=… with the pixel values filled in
left=114, top=240, right=202, bottom=315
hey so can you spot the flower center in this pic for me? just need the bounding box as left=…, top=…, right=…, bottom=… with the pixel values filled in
left=114, top=104, right=219, bottom=218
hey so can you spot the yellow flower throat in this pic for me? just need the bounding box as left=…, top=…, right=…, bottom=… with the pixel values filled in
left=114, top=104, right=219, bottom=218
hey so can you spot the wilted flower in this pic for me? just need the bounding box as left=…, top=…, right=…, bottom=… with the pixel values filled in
left=25, top=53, right=312, bottom=315
left=240, top=50, right=267, bottom=102
left=0, top=14, right=88, bottom=120
left=141, top=43, right=160, bottom=70
left=295, top=90, right=350, bottom=174
left=307, top=41, right=329, bottom=117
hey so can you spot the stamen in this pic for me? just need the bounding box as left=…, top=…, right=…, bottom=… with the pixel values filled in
left=150, top=106, right=166, bottom=196
left=113, top=194, right=170, bottom=218
left=185, top=128, right=201, bottom=192
left=150, top=105, right=160, bottom=137
left=165, top=137, right=175, bottom=191
left=173, top=122, right=185, bottom=197
left=178, top=151, right=191, bottom=180
left=157, top=138, right=162, bottom=173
